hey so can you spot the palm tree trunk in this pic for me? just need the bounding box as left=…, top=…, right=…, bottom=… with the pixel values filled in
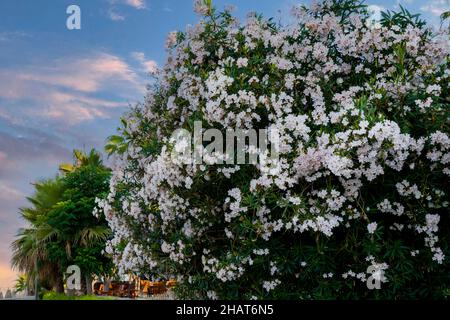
left=55, top=277, right=64, bottom=293
left=34, top=257, right=39, bottom=300
left=80, top=274, right=86, bottom=294
left=85, top=274, right=93, bottom=295
left=34, top=275, right=39, bottom=300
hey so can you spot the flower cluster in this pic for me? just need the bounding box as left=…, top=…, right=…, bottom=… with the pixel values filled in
left=96, top=0, right=449, bottom=299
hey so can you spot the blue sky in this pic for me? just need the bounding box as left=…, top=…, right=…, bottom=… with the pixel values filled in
left=0, top=0, right=448, bottom=289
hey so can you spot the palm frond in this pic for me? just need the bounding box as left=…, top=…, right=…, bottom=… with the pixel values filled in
left=75, top=226, right=111, bottom=247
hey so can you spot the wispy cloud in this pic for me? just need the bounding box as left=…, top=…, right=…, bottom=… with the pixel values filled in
left=0, top=31, right=29, bottom=42
left=125, top=0, right=146, bottom=9
left=0, top=130, right=71, bottom=167
left=107, top=0, right=147, bottom=21
left=0, top=182, right=22, bottom=201
left=108, top=8, right=125, bottom=21
left=39, top=92, right=128, bottom=124
left=131, top=51, right=158, bottom=74
left=18, top=53, right=141, bottom=93
left=367, top=4, right=385, bottom=27
left=0, top=52, right=144, bottom=125
left=421, top=0, right=449, bottom=16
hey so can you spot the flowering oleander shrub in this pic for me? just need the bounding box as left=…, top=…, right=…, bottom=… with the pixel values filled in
left=96, top=0, right=449, bottom=299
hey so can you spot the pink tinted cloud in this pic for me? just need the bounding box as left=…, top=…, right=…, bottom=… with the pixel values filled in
left=39, top=91, right=128, bottom=124
left=0, top=182, right=22, bottom=201
left=131, top=51, right=158, bottom=74
left=0, top=52, right=145, bottom=125
left=19, top=53, right=142, bottom=93
left=125, top=0, right=146, bottom=9
left=107, top=0, right=146, bottom=21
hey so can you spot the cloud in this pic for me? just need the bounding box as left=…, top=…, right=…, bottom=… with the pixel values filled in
left=125, top=0, right=146, bottom=9
left=131, top=51, right=158, bottom=74
left=0, top=182, right=22, bottom=201
left=366, top=4, right=385, bottom=28
left=0, top=31, right=29, bottom=42
left=48, top=92, right=126, bottom=109
left=395, top=0, right=415, bottom=4
left=107, top=0, right=147, bottom=20
left=108, top=9, right=125, bottom=21
left=421, top=0, right=449, bottom=16
left=0, top=131, right=71, bottom=167
left=0, top=149, right=19, bottom=181
left=17, top=53, right=141, bottom=93
left=0, top=52, right=144, bottom=125
left=37, top=92, right=127, bottom=123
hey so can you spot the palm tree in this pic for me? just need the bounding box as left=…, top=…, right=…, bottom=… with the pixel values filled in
left=14, top=275, right=28, bottom=294
left=74, top=226, right=111, bottom=248
left=11, top=227, right=64, bottom=294
left=20, top=178, right=64, bottom=223
left=10, top=178, right=66, bottom=294
left=59, top=149, right=104, bottom=173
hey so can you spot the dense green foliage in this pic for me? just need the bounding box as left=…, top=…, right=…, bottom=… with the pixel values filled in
left=11, top=149, right=112, bottom=293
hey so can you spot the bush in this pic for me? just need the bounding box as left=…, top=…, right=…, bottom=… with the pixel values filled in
left=96, top=0, right=449, bottom=299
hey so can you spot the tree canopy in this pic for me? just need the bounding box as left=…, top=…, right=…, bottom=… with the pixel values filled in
left=11, top=149, right=113, bottom=294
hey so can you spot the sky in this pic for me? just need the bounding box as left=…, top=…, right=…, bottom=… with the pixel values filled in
left=0, top=0, right=448, bottom=291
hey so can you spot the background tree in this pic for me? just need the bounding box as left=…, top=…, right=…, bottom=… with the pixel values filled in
left=50, top=158, right=112, bottom=294
left=11, top=149, right=112, bottom=295
left=11, top=178, right=66, bottom=293
left=14, top=275, right=28, bottom=294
